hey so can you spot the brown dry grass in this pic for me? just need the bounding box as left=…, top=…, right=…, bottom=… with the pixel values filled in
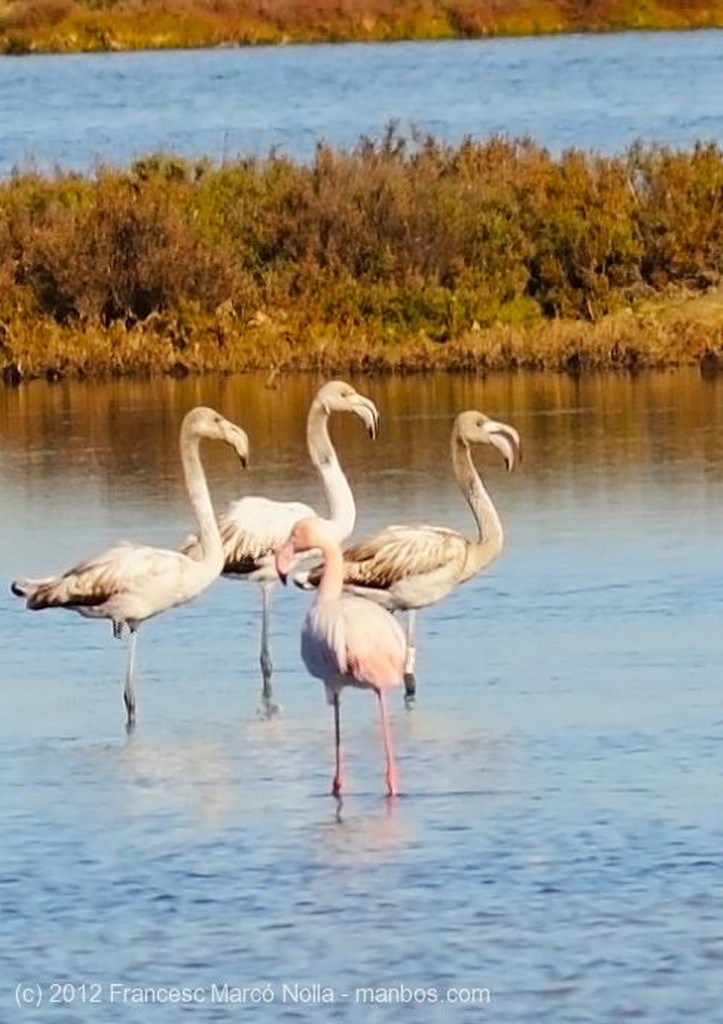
left=4, top=298, right=723, bottom=384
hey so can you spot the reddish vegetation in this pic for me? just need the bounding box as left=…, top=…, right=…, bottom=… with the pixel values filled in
left=2, top=0, right=723, bottom=53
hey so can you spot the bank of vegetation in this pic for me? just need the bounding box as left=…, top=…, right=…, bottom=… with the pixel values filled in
left=2, top=132, right=723, bottom=384
left=1, top=0, right=723, bottom=54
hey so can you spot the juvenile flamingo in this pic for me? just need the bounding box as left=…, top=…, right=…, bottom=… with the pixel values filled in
left=296, top=411, right=520, bottom=703
left=183, top=380, right=379, bottom=715
left=11, top=406, right=249, bottom=728
left=276, top=517, right=406, bottom=798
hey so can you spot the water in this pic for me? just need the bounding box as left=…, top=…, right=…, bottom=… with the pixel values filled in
left=3, top=30, right=723, bottom=175
left=1, top=371, right=721, bottom=1021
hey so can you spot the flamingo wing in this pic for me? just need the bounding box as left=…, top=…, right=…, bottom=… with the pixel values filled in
left=302, top=596, right=406, bottom=693
left=302, top=525, right=467, bottom=591
left=16, top=544, right=199, bottom=617
left=183, top=496, right=315, bottom=575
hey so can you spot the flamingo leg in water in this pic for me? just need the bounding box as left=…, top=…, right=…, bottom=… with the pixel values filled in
left=257, top=583, right=280, bottom=717
left=403, top=609, right=417, bottom=705
left=331, top=692, right=343, bottom=797
left=260, top=582, right=273, bottom=683
left=376, top=690, right=397, bottom=797
left=123, top=629, right=138, bottom=730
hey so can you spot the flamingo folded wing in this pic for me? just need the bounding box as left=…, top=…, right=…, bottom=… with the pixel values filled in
left=16, top=544, right=213, bottom=622
left=184, top=496, right=315, bottom=577
left=342, top=526, right=467, bottom=585
left=303, top=596, right=406, bottom=698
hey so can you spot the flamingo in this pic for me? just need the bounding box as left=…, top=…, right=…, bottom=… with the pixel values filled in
left=276, top=516, right=405, bottom=798
left=11, top=406, right=249, bottom=729
left=296, top=410, right=520, bottom=703
left=182, top=380, right=379, bottom=715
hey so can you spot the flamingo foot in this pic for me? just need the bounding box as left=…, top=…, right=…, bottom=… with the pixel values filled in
left=256, top=695, right=282, bottom=719
left=257, top=676, right=282, bottom=719
left=403, top=671, right=417, bottom=707
left=331, top=775, right=342, bottom=797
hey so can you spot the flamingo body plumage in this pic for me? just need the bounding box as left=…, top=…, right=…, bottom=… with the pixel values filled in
left=296, top=411, right=521, bottom=701
left=183, top=380, right=379, bottom=713
left=276, top=517, right=405, bottom=797
left=11, top=406, right=250, bottom=727
left=217, top=497, right=315, bottom=581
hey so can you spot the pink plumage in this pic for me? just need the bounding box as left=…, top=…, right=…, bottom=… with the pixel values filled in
left=276, top=516, right=405, bottom=797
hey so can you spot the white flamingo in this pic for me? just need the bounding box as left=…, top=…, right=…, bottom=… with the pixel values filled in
left=182, top=379, right=379, bottom=714
left=276, top=516, right=406, bottom=798
left=11, top=406, right=249, bottom=729
left=296, top=411, right=520, bottom=702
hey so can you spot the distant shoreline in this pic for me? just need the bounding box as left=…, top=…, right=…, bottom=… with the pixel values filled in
left=2, top=1, right=723, bottom=56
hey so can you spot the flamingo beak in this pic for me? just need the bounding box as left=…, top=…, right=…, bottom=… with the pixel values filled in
left=353, top=396, right=380, bottom=440
left=226, top=425, right=250, bottom=469
left=487, top=421, right=522, bottom=471
left=275, top=540, right=295, bottom=585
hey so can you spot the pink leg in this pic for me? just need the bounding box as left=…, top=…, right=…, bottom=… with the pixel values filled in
left=376, top=690, right=397, bottom=796
left=331, top=693, right=343, bottom=797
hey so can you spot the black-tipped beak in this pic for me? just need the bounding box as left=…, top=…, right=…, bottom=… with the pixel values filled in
left=370, top=405, right=380, bottom=440
left=354, top=397, right=380, bottom=441
left=278, top=571, right=288, bottom=586
left=487, top=422, right=521, bottom=473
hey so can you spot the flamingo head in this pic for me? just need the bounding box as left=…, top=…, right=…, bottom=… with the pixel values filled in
left=182, top=406, right=249, bottom=468
left=315, top=380, right=380, bottom=439
left=455, top=411, right=521, bottom=471
left=275, top=517, right=329, bottom=585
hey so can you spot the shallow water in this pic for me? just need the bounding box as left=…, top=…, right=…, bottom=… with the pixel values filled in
left=1, top=371, right=722, bottom=1021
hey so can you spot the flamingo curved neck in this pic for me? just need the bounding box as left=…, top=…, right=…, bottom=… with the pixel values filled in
left=180, top=420, right=223, bottom=571
left=315, top=535, right=345, bottom=602
left=451, top=428, right=504, bottom=582
left=307, top=401, right=356, bottom=542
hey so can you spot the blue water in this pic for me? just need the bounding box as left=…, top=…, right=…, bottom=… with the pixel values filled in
left=2, top=30, right=723, bottom=175
left=1, top=372, right=722, bottom=1021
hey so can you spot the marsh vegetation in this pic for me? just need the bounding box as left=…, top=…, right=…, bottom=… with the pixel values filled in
left=2, top=0, right=723, bottom=54
left=2, top=132, right=723, bottom=383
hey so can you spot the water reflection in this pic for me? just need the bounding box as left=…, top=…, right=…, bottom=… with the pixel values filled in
left=2, top=370, right=721, bottom=519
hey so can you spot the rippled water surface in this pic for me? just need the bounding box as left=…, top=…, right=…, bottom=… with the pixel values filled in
left=1, top=371, right=722, bottom=1021
left=3, top=30, right=723, bottom=174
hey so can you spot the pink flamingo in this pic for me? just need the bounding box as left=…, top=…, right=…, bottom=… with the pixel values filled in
left=276, top=517, right=406, bottom=798
left=296, top=410, right=521, bottom=704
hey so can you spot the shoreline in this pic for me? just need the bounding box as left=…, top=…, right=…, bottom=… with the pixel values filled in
left=3, top=301, right=723, bottom=386
left=2, top=2, right=723, bottom=56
